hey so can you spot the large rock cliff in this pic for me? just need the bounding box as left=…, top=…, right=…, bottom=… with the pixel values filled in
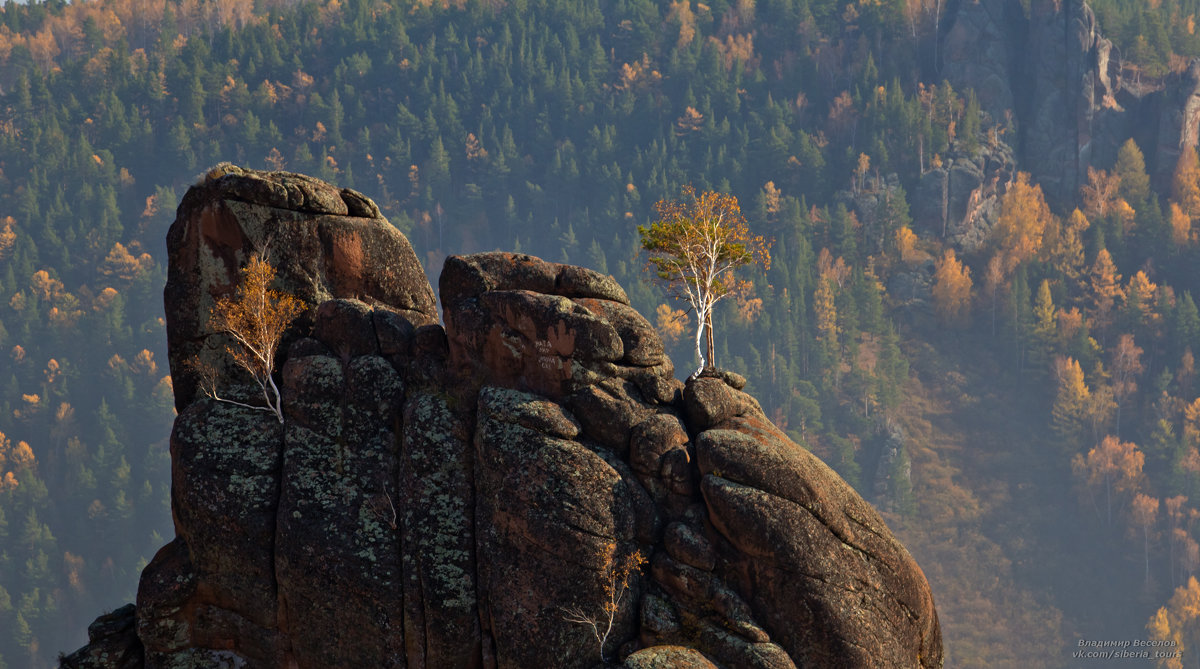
left=935, top=0, right=1200, bottom=218
left=62, top=167, right=942, bottom=669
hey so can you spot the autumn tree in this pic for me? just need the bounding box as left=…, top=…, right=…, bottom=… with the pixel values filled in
left=1123, top=271, right=1159, bottom=334
left=0, top=217, right=14, bottom=261
left=1072, top=435, right=1145, bottom=526
left=1173, top=145, right=1200, bottom=223
left=1111, top=333, right=1145, bottom=434
left=1030, top=279, right=1056, bottom=372
left=1047, top=209, right=1089, bottom=288
left=1081, top=166, right=1121, bottom=220
left=1148, top=576, right=1200, bottom=669
left=992, top=172, right=1054, bottom=273
left=814, top=269, right=840, bottom=360
left=204, top=254, right=304, bottom=422
left=1088, top=248, right=1124, bottom=334
left=1052, top=356, right=1090, bottom=451
left=894, top=225, right=918, bottom=263
left=561, top=544, right=646, bottom=662
left=931, top=248, right=972, bottom=326
left=654, top=304, right=689, bottom=345
left=1131, top=493, right=1159, bottom=587
left=1186, top=398, right=1200, bottom=450
left=639, top=186, right=771, bottom=376
left=1169, top=202, right=1192, bottom=247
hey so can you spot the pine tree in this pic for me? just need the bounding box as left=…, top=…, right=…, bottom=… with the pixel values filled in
left=1030, top=279, right=1056, bottom=374
left=1088, top=248, right=1124, bottom=335
left=1115, top=138, right=1151, bottom=207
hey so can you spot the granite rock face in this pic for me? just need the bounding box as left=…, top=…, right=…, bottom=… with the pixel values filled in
left=162, top=163, right=437, bottom=411
left=910, top=142, right=1017, bottom=253
left=62, top=168, right=942, bottom=669
left=1021, top=0, right=1108, bottom=208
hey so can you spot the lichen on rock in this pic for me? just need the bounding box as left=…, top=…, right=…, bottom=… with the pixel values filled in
left=64, top=166, right=942, bottom=669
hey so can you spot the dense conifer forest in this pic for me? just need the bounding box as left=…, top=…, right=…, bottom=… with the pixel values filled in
left=2, top=0, right=1200, bottom=665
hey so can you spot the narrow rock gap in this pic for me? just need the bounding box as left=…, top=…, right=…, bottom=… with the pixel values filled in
left=272, top=373, right=291, bottom=657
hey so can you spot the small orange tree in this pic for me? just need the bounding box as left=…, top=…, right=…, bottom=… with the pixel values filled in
left=639, top=186, right=771, bottom=377
left=561, top=544, right=646, bottom=662
left=205, top=254, right=303, bottom=422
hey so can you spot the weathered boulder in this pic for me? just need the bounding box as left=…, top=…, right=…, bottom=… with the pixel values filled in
left=66, top=167, right=942, bottom=669
left=621, top=646, right=719, bottom=669
left=275, top=349, right=407, bottom=667
left=163, top=165, right=437, bottom=410
left=688, top=377, right=942, bottom=668
left=474, top=386, right=646, bottom=666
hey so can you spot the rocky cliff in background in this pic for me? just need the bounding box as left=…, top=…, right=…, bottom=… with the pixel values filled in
left=61, top=167, right=942, bottom=668
left=921, top=0, right=1200, bottom=243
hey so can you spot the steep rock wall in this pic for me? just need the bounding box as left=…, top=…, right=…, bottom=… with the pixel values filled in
left=63, top=168, right=942, bottom=669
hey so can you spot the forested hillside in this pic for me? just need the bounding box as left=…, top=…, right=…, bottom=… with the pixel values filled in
left=1, top=0, right=1200, bottom=666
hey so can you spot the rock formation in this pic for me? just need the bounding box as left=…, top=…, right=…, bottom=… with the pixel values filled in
left=910, top=141, right=1016, bottom=252
left=938, top=0, right=1200, bottom=215
left=62, top=167, right=942, bottom=668
left=1020, top=0, right=1109, bottom=208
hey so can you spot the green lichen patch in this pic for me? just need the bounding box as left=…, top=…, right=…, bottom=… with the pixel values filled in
left=478, top=385, right=581, bottom=440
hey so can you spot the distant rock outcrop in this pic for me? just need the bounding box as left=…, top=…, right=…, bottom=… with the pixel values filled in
left=911, top=141, right=1017, bottom=252
left=939, top=0, right=1200, bottom=213
left=1148, top=61, right=1200, bottom=192
left=62, top=168, right=942, bottom=668
left=1021, top=0, right=1109, bottom=208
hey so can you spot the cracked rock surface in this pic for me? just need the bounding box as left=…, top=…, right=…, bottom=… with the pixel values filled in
left=62, top=167, right=942, bottom=669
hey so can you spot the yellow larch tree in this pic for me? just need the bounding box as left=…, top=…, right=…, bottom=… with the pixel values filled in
left=894, top=225, right=918, bottom=263
left=1088, top=248, right=1124, bottom=331
left=993, top=171, right=1054, bottom=273
left=654, top=304, right=689, bottom=345
left=1124, top=270, right=1159, bottom=331
left=813, top=272, right=840, bottom=365
left=1147, top=576, right=1200, bottom=669
left=1047, top=209, right=1089, bottom=286
left=1173, top=145, right=1200, bottom=222
left=1052, top=355, right=1090, bottom=450
left=1170, top=202, right=1193, bottom=246
left=1185, top=398, right=1200, bottom=449
left=932, top=248, right=973, bottom=326
left=0, top=216, right=14, bottom=261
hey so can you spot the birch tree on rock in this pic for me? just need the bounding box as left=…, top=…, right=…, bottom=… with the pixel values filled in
left=203, top=254, right=304, bottom=422
left=639, top=186, right=771, bottom=378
